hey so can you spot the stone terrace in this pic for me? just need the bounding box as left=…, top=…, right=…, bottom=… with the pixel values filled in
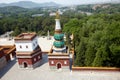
left=0, top=54, right=120, bottom=80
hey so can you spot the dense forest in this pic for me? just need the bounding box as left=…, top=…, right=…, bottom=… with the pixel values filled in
left=63, top=4, right=120, bottom=67
left=0, top=3, right=120, bottom=67
left=63, top=13, right=120, bottom=67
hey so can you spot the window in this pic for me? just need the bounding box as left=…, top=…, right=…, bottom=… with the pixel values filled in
left=38, top=56, right=40, bottom=59
left=64, top=61, right=67, bottom=64
left=51, top=61, right=54, bottom=64
left=34, top=58, right=36, bottom=62
left=26, top=45, right=28, bottom=48
left=33, top=43, right=35, bottom=46
left=35, top=41, right=38, bottom=46
left=20, top=45, right=22, bottom=48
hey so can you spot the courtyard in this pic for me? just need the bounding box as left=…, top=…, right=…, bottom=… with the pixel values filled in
left=0, top=54, right=120, bottom=80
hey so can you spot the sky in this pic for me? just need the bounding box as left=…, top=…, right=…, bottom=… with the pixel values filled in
left=0, top=0, right=119, bottom=5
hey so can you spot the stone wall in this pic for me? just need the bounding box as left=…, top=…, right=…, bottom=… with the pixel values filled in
left=72, top=66, right=120, bottom=72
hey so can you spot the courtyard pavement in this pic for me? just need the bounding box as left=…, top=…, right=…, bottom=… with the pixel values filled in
left=38, top=36, right=54, bottom=52
left=0, top=54, right=120, bottom=80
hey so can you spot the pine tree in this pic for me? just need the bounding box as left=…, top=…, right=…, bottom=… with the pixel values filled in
left=74, top=38, right=86, bottom=66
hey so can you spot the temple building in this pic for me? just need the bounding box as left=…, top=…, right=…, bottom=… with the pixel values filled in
left=14, top=33, right=42, bottom=69
left=48, top=11, right=70, bottom=70
left=0, top=45, right=16, bottom=69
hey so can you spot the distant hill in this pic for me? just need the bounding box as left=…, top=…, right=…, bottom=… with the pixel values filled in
left=0, top=1, right=61, bottom=8
left=0, top=6, right=29, bottom=14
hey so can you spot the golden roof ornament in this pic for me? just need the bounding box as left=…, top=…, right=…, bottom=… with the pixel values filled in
left=56, top=11, right=60, bottom=19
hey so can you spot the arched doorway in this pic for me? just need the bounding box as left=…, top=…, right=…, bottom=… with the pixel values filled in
left=57, top=63, right=61, bottom=69
left=23, top=62, right=28, bottom=68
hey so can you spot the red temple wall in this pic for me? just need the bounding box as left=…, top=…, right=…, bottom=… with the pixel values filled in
left=18, top=52, right=42, bottom=65
left=49, top=58, right=69, bottom=66
left=32, top=53, right=42, bottom=64
left=18, top=58, right=33, bottom=65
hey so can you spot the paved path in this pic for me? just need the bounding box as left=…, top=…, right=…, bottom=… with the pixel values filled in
left=0, top=54, right=120, bottom=80
left=38, top=36, right=54, bottom=52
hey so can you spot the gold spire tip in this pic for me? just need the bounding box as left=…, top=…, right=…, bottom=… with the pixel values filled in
left=56, top=11, right=60, bottom=19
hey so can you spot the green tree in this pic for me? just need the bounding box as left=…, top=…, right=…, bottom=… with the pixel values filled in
left=13, top=27, right=21, bottom=36
left=74, top=38, right=86, bottom=66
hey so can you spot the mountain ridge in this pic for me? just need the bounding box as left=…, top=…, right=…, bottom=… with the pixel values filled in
left=0, top=1, right=61, bottom=8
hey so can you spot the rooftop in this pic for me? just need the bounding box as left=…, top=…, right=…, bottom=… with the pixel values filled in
left=0, top=38, right=14, bottom=45
left=15, top=33, right=37, bottom=41
left=0, top=45, right=15, bottom=58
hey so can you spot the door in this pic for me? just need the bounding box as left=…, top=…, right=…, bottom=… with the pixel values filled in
left=23, top=62, right=28, bottom=68
left=57, top=63, right=61, bottom=69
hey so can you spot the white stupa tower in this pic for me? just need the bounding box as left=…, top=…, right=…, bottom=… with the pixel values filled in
left=48, top=11, right=70, bottom=70
left=52, top=11, right=66, bottom=53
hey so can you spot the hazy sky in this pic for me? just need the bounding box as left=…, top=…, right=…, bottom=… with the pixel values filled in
left=0, top=0, right=118, bottom=5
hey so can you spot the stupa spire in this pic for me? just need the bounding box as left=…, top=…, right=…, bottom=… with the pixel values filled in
left=55, top=11, right=61, bottom=33
left=53, top=11, right=66, bottom=53
left=56, top=11, right=60, bottom=19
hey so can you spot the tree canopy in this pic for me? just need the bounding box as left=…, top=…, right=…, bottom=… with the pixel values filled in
left=63, top=13, right=120, bottom=67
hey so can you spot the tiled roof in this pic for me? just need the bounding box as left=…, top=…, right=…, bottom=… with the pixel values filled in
left=15, top=32, right=37, bottom=41
left=0, top=45, right=15, bottom=58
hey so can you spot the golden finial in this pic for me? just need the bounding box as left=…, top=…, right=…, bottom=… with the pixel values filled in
left=56, top=11, right=60, bottom=19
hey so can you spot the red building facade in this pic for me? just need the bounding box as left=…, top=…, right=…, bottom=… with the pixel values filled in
left=48, top=54, right=70, bottom=69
